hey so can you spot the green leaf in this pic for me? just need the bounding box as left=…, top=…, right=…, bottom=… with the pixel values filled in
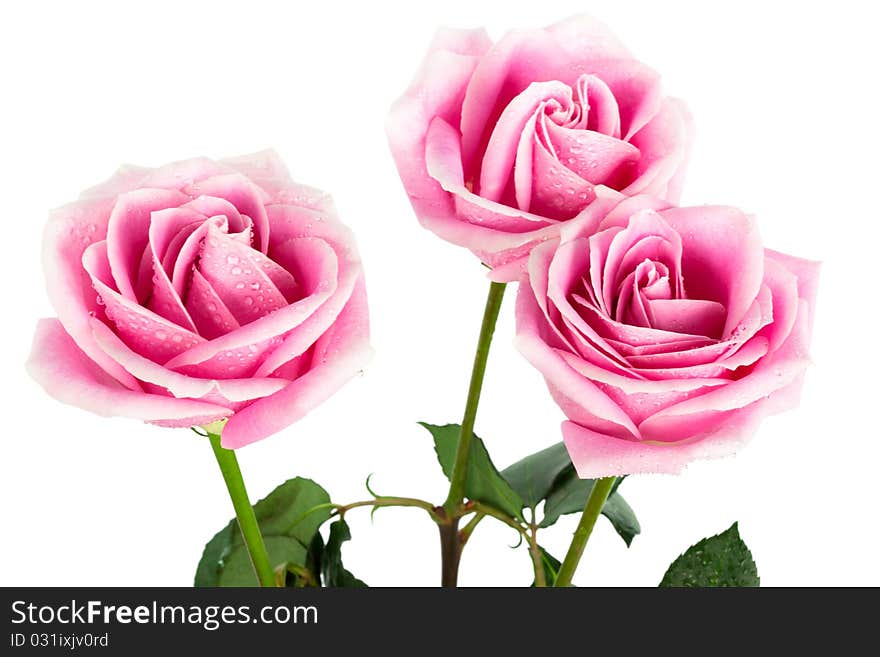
left=194, top=521, right=235, bottom=587
left=322, top=519, right=367, bottom=587
left=660, top=522, right=760, bottom=587
left=286, top=533, right=324, bottom=587
left=531, top=545, right=562, bottom=587
left=195, top=477, right=332, bottom=587
left=500, top=442, right=572, bottom=510
left=217, top=536, right=308, bottom=587
left=303, top=532, right=324, bottom=586
left=601, top=492, right=640, bottom=547
left=539, top=469, right=640, bottom=546
left=420, top=422, right=524, bottom=521
left=539, top=470, right=594, bottom=528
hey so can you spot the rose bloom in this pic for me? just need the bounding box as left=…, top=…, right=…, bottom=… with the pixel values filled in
left=387, top=15, right=691, bottom=280
left=515, top=193, right=819, bottom=476
left=27, top=151, right=370, bottom=448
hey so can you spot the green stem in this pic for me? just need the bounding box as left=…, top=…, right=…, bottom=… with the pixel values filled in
left=458, top=513, right=485, bottom=547
left=528, top=523, right=547, bottom=587
left=339, top=496, right=439, bottom=516
left=440, top=280, right=506, bottom=587
left=469, top=501, right=527, bottom=538
left=554, top=477, right=616, bottom=587
left=207, top=432, right=276, bottom=587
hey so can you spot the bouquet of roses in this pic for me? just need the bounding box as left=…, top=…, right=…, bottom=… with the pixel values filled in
left=27, top=15, right=818, bottom=588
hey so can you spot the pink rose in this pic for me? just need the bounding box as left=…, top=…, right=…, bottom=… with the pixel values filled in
left=515, top=193, right=819, bottom=477
left=387, top=15, right=692, bottom=280
left=26, top=151, right=370, bottom=449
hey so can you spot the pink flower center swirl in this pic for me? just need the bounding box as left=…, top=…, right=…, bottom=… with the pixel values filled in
left=477, top=74, right=640, bottom=220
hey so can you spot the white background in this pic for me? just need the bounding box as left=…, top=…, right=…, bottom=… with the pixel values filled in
left=1, top=0, right=878, bottom=587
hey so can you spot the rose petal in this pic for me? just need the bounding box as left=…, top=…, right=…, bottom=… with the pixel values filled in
left=145, top=207, right=204, bottom=332
left=639, top=303, right=812, bottom=441
left=90, top=318, right=289, bottom=403
left=621, top=98, right=691, bottom=202
left=423, top=117, right=562, bottom=266
left=557, top=350, right=727, bottom=426
left=170, top=215, right=226, bottom=297
left=221, top=276, right=372, bottom=448
left=253, top=237, right=360, bottom=377
left=185, top=269, right=241, bottom=339
left=26, top=318, right=229, bottom=426
left=545, top=123, right=639, bottom=187
left=575, top=74, right=621, bottom=137
left=648, top=298, right=726, bottom=337
left=105, top=188, right=190, bottom=300
left=478, top=81, right=573, bottom=202
left=42, top=196, right=141, bottom=390
left=558, top=349, right=727, bottom=394
left=219, top=149, right=293, bottom=191
left=562, top=403, right=767, bottom=477
left=82, top=241, right=205, bottom=362
left=601, top=209, right=682, bottom=312
left=460, top=28, right=569, bottom=176
left=765, top=248, right=821, bottom=337
left=163, top=241, right=339, bottom=378
left=138, top=157, right=231, bottom=190
left=516, top=289, right=640, bottom=439
left=543, top=237, right=634, bottom=372
left=185, top=174, right=272, bottom=253
left=183, top=195, right=247, bottom=234
left=574, top=299, right=714, bottom=348
left=661, top=206, right=764, bottom=337
left=79, top=164, right=150, bottom=200
left=196, top=223, right=289, bottom=325
left=149, top=207, right=206, bottom=274
left=386, top=30, right=490, bottom=245
left=544, top=14, right=632, bottom=71
left=606, top=336, right=715, bottom=358
left=530, top=137, right=597, bottom=219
